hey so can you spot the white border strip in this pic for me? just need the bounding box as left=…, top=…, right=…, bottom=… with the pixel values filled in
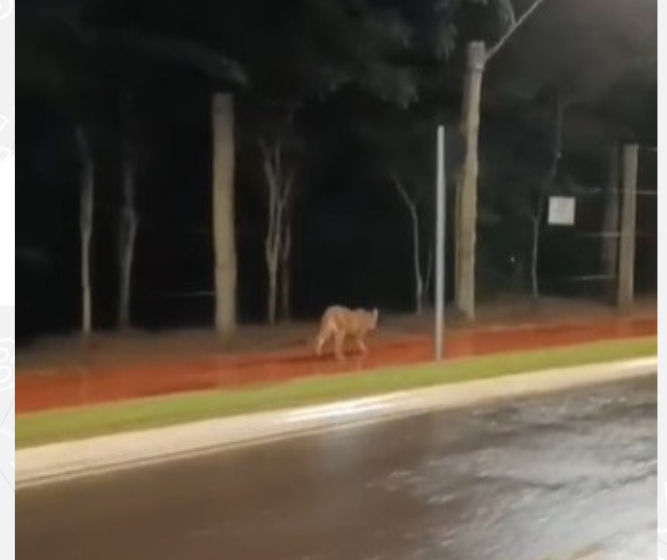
left=17, top=357, right=657, bottom=489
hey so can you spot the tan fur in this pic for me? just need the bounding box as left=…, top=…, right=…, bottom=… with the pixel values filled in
left=314, top=305, right=379, bottom=361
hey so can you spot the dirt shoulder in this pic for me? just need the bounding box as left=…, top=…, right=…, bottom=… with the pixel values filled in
left=18, top=297, right=656, bottom=373
left=16, top=299, right=656, bottom=415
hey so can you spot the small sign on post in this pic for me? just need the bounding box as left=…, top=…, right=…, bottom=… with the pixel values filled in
left=547, top=196, right=576, bottom=226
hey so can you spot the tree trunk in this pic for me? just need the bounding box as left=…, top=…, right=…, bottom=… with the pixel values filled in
left=601, top=143, right=620, bottom=297
left=76, top=125, right=94, bottom=337
left=410, top=208, right=423, bottom=315
left=455, top=42, right=486, bottom=321
left=266, top=259, right=278, bottom=325
left=530, top=92, right=565, bottom=301
left=261, top=138, right=295, bottom=326
left=280, top=222, right=292, bottom=321
left=262, top=143, right=280, bottom=326
left=391, top=177, right=424, bottom=315
left=212, top=93, right=237, bottom=335
left=530, top=207, right=544, bottom=300
left=529, top=186, right=552, bottom=302
left=117, top=135, right=138, bottom=330
left=265, top=226, right=280, bottom=325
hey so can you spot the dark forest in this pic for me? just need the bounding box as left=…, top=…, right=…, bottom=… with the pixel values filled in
left=17, top=0, right=657, bottom=342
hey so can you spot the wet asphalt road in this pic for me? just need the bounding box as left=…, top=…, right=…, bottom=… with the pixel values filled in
left=17, top=375, right=656, bottom=560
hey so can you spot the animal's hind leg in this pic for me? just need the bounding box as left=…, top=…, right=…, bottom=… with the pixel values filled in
left=334, top=331, right=346, bottom=362
left=356, top=335, right=368, bottom=355
left=315, top=328, right=331, bottom=357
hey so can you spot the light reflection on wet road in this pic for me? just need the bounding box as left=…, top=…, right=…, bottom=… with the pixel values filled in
left=17, top=375, right=656, bottom=560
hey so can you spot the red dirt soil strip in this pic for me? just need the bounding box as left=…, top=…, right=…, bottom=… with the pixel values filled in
left=16, top=315, right=656, bottom=415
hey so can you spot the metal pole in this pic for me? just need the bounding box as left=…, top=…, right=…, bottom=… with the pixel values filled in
left=435, top=125, right=446, bottom=361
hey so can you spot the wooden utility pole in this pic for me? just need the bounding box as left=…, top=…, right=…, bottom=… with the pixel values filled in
left=601, top=144, right=620, bottom=300
left=616, top=144, right=638, bottom=308
left=454, top=42, right=485, bottom=320
left=454, top=0, right=549, bottom=320
left=212, top=93, right=237, bottom=334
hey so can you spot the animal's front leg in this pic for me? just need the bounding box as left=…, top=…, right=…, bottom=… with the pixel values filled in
left=356, top=335, right=368, bottom=355
left=334, top=331, right=346, bottom=362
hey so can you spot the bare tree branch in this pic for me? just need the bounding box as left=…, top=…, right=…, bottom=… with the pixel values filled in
left=282, top=169, right=296, bottom=210
left=390, top=174, right=423, bottom=313
left=71, top=24, right=247, bottom=85
left=391, top=175, right=417, bottom=216
left=261, top=143, right=280, bottom=255
left=273, top=141, right=282, bottom=184
left=486, top=0, right=549, bottom=64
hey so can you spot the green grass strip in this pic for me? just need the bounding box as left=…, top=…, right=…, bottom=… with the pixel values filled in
left=17, top=337, right=657, bottom=449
